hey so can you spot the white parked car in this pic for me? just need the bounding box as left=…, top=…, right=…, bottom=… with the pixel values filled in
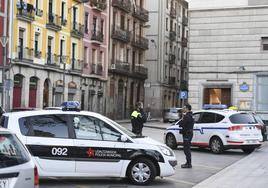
left=2, top=104, right=177, bottom=185
left=0, top=128, right=38, bottom=188
left=164, top=110, right=263, bottom=154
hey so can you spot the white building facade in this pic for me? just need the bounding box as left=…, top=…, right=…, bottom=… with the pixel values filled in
left=188, top=0, right=268, bottom=116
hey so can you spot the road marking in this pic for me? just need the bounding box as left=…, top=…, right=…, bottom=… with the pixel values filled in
left=194, top=164, right=221, bottom=170
left=165, top=177, right=196, bottom=186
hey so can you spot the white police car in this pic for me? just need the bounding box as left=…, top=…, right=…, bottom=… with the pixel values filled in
left=1, top=102, right=177, bottom=185
left=164, top=110, right=263, bottom=154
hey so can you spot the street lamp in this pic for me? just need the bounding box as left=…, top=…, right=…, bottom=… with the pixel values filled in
left=0, top=36, right=9, bottom=109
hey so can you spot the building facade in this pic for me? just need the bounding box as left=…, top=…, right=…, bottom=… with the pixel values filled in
left=82, top=0, right=108, bottom=113
left=188, top=0, right=268, bottom=115
left=145, top=0, right=189, bottom=117
left=107, top=0, right=149, bottom=119
left=7, top=0, right=85, bottom=111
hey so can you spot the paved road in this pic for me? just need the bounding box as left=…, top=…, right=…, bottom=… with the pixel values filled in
left=40, top=122, right=247, bottom=188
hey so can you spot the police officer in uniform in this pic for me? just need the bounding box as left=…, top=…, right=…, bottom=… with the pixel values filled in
left=131, top=102, right=146, bottom=136
left=179, top=104, right=194, bottom=168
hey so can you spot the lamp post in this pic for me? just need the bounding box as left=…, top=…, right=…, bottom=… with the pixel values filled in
left=0, top=36, right=8, bottom=109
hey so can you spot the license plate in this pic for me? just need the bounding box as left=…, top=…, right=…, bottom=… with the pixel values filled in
left=0, top=179, right=9, bottom=188
left=245, top=140, right=258, bottom=144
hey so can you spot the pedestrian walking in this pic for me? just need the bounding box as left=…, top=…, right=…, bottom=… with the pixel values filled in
left=179, top=104, right=194, bottom=168
left=131, top=102, right=146, bottom=136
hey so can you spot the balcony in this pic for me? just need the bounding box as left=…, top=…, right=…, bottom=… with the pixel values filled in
left=133, top=5, right=149, bottom=22
left=71, top=22, right=84, bottom=38
left=16, top=46, right=33, bottom=62
left=183, top=16, right=188, bottom=26
left=131, top=35, right=149, bottom=50
left=90, top=0, right=107, bottom=11
left=182, top=59, right=187, bottom=68
left=46, top=53, right=60, bottom=66
left=169, top=31, right=176, bottom=41
left=134, top=64, right=148, bottom=79
left=71, top=59, right=83, bottom=72
left=182, top=37, right=188, bottom=47
left=169, top=54, right=176, bottom=64
left=170, top=7, right=176, bottom=18
left=168, top=76, right=176, bottom=85
left=109, top=60, right=130, bottom=75
left=91, top=30, right=104, bottom=44
left=46, top=13, right=62, bottom=31
left=16, top=3, right=35, bottom=22
left=112, top=0, right=131, bottom=13
left=111, top=25, right=131, bottom=43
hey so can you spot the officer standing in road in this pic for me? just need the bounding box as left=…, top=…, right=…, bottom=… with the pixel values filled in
left=131, top=102, right=146, bottom=136
left=179, top=104, right=194, bottom=168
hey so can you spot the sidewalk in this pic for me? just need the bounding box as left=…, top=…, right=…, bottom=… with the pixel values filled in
left=193, top=142, right=268, bottom=188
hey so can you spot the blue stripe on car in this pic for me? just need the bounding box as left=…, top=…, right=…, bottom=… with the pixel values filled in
left=167, top=127, right=229, bottom=134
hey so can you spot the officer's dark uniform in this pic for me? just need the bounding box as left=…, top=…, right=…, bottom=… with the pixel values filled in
left=179, top=110, right=194, bottom=168
left=131, top=103, right=146, bottom=136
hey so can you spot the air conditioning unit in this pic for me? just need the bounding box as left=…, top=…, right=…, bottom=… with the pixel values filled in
left=110, top=64, right=116, bottom=69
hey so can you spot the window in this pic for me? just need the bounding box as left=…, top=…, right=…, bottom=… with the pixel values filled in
left=229, top=113, right=257, bottom=124
left=166, top=18, right=168, bottom=31
left=93, top=17, right=97, bottom=33
left=101, top=19, right=104, bottom=35
left=60, top=39, right=65, bottom=62
left=193, top=113, right=201, bottom=123
left=72, top=115, right=121, bottom=141
left=85, top=13, right=89, bottom=33
left=200, top=112, right=215, bottom=123
left=19, top=115, right=69, bottom=138
left=34, top=33, right=39, bottom=56
left=261, top=37, right=268, bottom=51
left=215, top=114, right=225, bottom=123
left=0, top=134, right=30, bottom=168
left=61, top=2, right=65, bottom=23
left=84, top=46, right=88, bottom=64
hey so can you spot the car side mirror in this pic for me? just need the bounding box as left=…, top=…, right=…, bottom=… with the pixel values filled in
left=120, top=135, right=128, bottom=142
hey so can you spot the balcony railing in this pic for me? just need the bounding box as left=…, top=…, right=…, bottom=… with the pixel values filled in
left=134, top=64, right=148, bottom=78
left=168, top=76, right=176, bottom=85
left=90, top=0, right=107, bottom=11
left=46, top=13, right=62, bottom=31
left=109, top=60, right=130, bottom=75
left=112, top=0, right=131, bottom=13
left=169, top=31, right=176, bottom=41
left=16, top=46, right=33, bottom=61
left=183, top=16, right=188, bottom=26
left=111, top=25, right=131, bottom=43
left=181, top=80, right=188, bottom=90
left=170, top=7, right=176, bottom=18
left=169, top=54, right=176, bottom=64
left=71, top=59, right=83, bottom=72
left=71, top=22, right=84, bottom=38
left=91, top=30, right=104, bottom=43
left=131, top=35, right=149, bottom=50
left=133, top=5, right=149, bottom=22
left=46, top=53, right=60, bottom=66
left=16, top=3, right=35, bottom=22
left=182, top=37, right=188, bottom=47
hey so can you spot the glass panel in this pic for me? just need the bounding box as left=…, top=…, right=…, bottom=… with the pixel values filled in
left=0, top=133, right=30, bottom=168
left=193, top=113, right=201, bottom=123
left=200, top=112, right=215, bottom=123
left=215, top=114, right=225, bottom=123
left=229, top=113, right=257, bottom=124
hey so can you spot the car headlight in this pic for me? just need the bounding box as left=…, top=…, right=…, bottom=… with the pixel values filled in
left=158, top=145, right=174, bottom=156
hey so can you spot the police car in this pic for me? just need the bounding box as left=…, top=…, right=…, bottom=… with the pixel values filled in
left=1, top=102, right=177, bottom=185
left=164, top=110, right=263, bottom=154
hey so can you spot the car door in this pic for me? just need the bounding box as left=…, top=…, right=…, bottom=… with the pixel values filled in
left=71, top=115, right=124, bottom=177
left=193, top=112, right=216, bottom=146
left=21, top=114, right=75, bottom=175
left=192, top=112, right=203, bottom=145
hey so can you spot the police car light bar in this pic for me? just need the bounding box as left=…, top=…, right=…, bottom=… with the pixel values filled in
left=203, top=104, right=227, bottom=110
left=61, top=101, right=81, bottom=111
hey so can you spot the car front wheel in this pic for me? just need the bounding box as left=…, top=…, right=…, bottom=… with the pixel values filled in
left=166, top=133, right=177, bottom=149
left=127, top=158, right=156, bottom=185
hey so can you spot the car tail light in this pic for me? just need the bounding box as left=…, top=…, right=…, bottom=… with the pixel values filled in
left=255, top=124, right=262, bottom=130
left=228, top=125, right=244, bottom=131
left=34, top=166, right=39, bottom=187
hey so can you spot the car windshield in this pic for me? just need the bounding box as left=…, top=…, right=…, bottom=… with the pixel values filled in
left=229, top=113, right=257, bottom=124
left=0, top=133, right=30, bottom=168
left=102, top=117, right=137, bottom=138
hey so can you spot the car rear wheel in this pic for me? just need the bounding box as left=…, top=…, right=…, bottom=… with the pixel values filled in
left=242, top=148, right=255, bottom=154
left=166, top=134, right=177, bottom=149
left=210, top=137, right=224, bottom=154
left=127, top=158, right=156, bottom=185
